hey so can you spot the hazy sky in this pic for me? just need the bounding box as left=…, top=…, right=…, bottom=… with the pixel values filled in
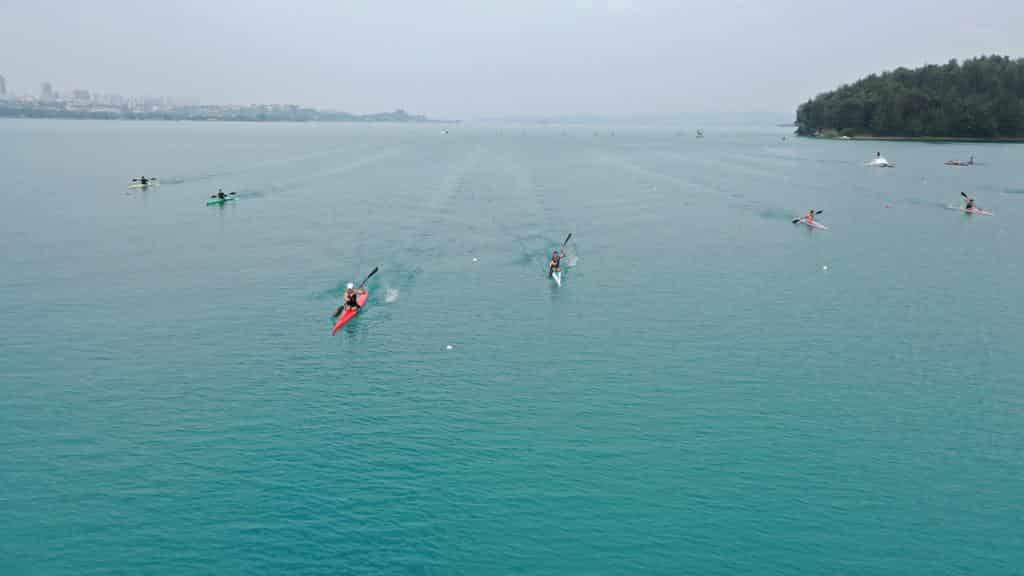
left=2, top=0, right=1022, bottom=118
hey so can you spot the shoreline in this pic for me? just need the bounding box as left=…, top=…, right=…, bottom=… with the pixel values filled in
left=798, top=134, right=1024, bottom=143
left=0, top=115, right=455, bottom=125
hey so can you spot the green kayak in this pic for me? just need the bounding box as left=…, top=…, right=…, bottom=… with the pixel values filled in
left=206, top=196, right=237, bottom=206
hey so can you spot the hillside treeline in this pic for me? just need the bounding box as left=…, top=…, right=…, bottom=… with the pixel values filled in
left=796, top=55, right=1024, bottom=138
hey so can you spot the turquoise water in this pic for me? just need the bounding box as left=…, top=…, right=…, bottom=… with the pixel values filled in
left=2, top=119, right=1022, bottom=574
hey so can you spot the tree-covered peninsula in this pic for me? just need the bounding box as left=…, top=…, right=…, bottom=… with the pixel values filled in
left=796, top=55, right=1024, bottom=139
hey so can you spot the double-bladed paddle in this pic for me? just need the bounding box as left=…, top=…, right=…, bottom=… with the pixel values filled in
left=358, top=266, right=379, bottom=289
left=792, top=210, right=823, bottom=224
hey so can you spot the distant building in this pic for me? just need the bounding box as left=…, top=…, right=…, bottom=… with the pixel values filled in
left=94, top=93, right=125, bottom=107
left=72, top=89, right=91, bottom=102
left=40, top=82, right=54, bottom=100
left=0, top=74, right=6, bottom=96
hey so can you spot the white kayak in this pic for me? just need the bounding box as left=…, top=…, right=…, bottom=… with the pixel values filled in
left=948, top=205, right=993, bottom=216
left=866, top=158, right=893, bottom=167
left=799, top=218, right=827, bottom=230
left=551, top=270, right=562, bottom=287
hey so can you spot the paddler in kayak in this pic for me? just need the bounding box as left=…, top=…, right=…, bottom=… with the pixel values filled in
left=548, top=249, right=564, bottom=277
left=216, top=188, right=227, bottom=201
left=133, top=176, right=151, bottom=186
left=332, top=283, right=365, bottom=318
left=964, top=195, right=977, bottom=211
left=804, top=209, right=817, bottom=224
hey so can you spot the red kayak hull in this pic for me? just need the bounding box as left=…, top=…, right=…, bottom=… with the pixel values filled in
left=331, top=292, right=369, bottom=335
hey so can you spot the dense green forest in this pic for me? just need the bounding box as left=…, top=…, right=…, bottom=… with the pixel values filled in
left=796, top=55, right=1024, bottom=138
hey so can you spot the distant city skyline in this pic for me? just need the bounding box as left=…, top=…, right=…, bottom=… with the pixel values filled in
left=1, top=73, right=428, bottom=117
left=0, top=73, right=209, bottom=108
left=0, top=73, right=433, bottom=123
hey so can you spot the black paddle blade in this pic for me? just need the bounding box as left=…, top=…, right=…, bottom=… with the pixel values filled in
left=961, top=191, right=968, bottom=198
left=562, top=233, right=573, bottom=247
left=359, top=266, right=380, bottom=288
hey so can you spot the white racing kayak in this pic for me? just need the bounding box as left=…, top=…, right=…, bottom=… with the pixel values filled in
left=798, top=218, right=827, bottom=230
left=548, top=233, right=572, bottom=287
left=949, top=205, right=993, bottom=216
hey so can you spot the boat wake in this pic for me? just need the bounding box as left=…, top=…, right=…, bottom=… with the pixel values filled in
left=385, top=288, right=400, bottom=303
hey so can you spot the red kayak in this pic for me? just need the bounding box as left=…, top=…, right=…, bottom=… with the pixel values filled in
left=331, top=291, right=369, bottom=335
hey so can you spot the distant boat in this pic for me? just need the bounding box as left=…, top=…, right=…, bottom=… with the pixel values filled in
left=839, top=135, right=851, bottom=140
left=945, top=155, right=974, bottom=167
left=696, top=129, right=704, bottom=138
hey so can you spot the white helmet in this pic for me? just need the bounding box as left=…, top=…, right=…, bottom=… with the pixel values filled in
left=346, top=282, right=355, bottom=290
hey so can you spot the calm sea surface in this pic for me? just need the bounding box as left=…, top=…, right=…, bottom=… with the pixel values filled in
left=2, top=119, right=1022, bottom=574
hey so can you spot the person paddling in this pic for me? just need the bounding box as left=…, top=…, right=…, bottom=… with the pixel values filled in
left=333, top=283, right=365, bottom=318
left=209, top=189, right=236, bottom=201
left=330, top=267, right=378, bottom=320
left=549, top=249, right=563, bottom=277
left=792, top=210, right=823, bottom=225
left=964, top=195, right=976, bottom=211
left=344, top=283, right=362, bottom=310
